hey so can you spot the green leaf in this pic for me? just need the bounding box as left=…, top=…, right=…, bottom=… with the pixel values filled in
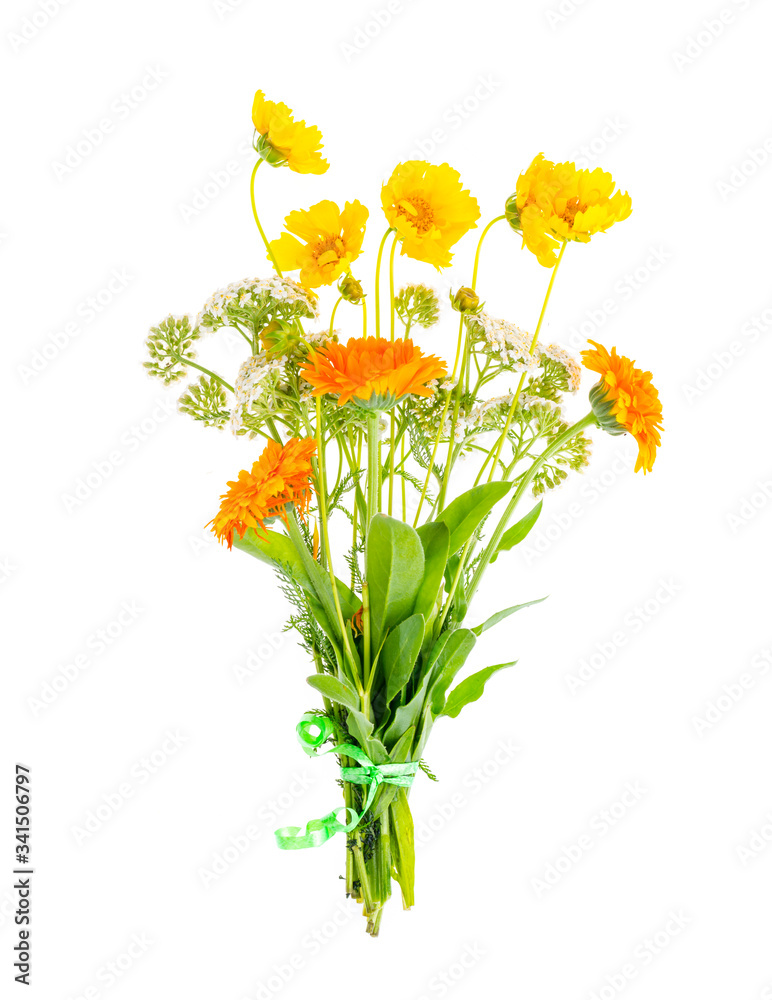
left=491, top=501, right=543, bottom=563
left=442, top=662, right=517, bottom=718
left=234, top=528, right=314, bottom=591
left=432, top=481, right=513, bottom=555
left=413, top=521, right=450, bottom=622
left=333, top=577, right=361, bottom=623
left=383, top=673, right=431, bottom=749
left=235, top=527, right=360, bottom=625
left=442, top=554, right=468, bottom=622
left=471, top=597, right=547, bottom=636
left=366, top=514, right=424, bottom=652
left=389, top=788, right=415, bottom=905
left=304, top=594, right=342, bottom=658
left=345, top=709, right=378, bottom=755
left=306, top=675, right=359, bottom=713
left=428, top=628, right=477, bottom=716
left=411, top=630, right=451, bottom=692
left=381, top=614, right=425, bottom=703
left=372, top=727, right=415, bottom=817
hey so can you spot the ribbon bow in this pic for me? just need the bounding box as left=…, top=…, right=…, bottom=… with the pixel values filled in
left=274, top=713, right=419, bottom=850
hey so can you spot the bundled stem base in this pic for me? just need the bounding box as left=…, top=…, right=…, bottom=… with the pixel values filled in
left=344, top=784, right=415, bottom=936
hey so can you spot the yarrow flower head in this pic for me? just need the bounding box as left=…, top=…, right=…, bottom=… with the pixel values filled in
left=581, top=340, right=663, bottom=474
left=394, top=284, right=440, bottom=330
left=179, top=375, right=230, bottom=429
left=144, top=315, right=199, bottom=385
left=208, top=437, right=317, bottom=548
left=196, top=277, right=318, bottom=334
left=299, top=336, right=447, bottom=410
left=468, top=312, right=539, bottom=371
left=381, top=161, right=480, bottom=268
left=251, top=90, right=328, bottom=174
left=506, top=154, right=632, bottom=267
left=540, top=344, right=582, bottom=392
left=270, top=200, right=369, bottom=289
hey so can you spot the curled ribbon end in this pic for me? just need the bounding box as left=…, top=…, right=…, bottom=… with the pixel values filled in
left=274, top=718, right=420, bottom=851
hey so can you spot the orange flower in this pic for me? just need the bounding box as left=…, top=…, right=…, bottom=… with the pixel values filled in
left=299, top=336, right=447, bottom=409
left=350, top=606, right=364, bottom=637
left=208, top=437, right=317, bottom=548
left=581, top=341, right=663, bottom=474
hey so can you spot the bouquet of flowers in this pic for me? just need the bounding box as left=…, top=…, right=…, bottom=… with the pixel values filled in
left=145, top=90, right=663, bottom=935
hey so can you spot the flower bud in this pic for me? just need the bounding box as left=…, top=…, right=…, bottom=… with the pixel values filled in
left=450, top=286, right=481, bottom=314
left=260, top=319, right=297, bottom=356
left=338, top=273, right=364, bottom=304
left=588, top=381, right=627, bottom=436
left=394, top=284, right=439, bottom=330
left=504, top=192, right=522, bottom=233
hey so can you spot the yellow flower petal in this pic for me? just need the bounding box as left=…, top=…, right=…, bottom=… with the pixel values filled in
left=269, top=200, right=369, bottom=289
left=251, top=90, right=329, bottom=175
left=381, top=161, right=480, bottom=269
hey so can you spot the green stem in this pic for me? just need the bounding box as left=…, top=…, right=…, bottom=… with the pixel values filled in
left=471, top=214, right=506, bottom=290
left=388, top=410, right=396, bottom=516
left=485, top=239, right=567, bottom=483
left=362, top=579, right=371, bottom=693
left=374, top=228, right=394, bottom=339
left=250, top=160, right=283, bottom=276
left=437, top=328, right=473, bottom=512
left=313, top=399, right=361, bottom=687
left=401, top=435, right=407, bottom=521
left=329, top=295, right=343, bottom=336
left=389, top=234, right=397, bottom=342
left=177, top=357, right=234, bottom=393
left=352, top=837, right=375, bottom=913
left=435, top=534, right=473, bottom=634
left=413, top=335, right=461, bottom=527
left=467, top=411, right=596, bottom=606
left=366, top=413, right=381, bottom=528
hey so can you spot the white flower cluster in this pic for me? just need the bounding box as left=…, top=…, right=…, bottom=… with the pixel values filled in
left=440, top=413, right=471, bottom=443
left=305, top=329, right=334, bottom=347
left=521, top=393, right=562, bottom=413
left=472, top=312, right=540, bottom=371
left=230, top=353, right=289, bottom=436
left=470, top=393, right=516, bottom=427
left=234, top=354, right=287, bottom=402
left=196, top=276, right=318, bottom=331
left=426, top=377, right=457, bottom=393
left=541, top=344, right=582, bottom=391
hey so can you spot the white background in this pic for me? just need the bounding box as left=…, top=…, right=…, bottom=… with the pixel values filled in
left=3, top=0, right=772, bottom=997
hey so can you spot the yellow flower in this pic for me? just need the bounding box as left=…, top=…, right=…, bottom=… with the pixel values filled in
left=251, top=90, right=328, bottom=175
left=381, top=161, right=480, bottom=268
left=508, top=154, right=632, bottom=267
left=270, top=200, right=368, bottom=288
left=581, top=340, right=663, bottom=474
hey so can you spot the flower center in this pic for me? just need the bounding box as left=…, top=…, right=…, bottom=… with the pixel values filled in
left=312, top=236, right=346, bottom=267
left=560, top=197, right=580, bottom=225
left=397, top=196, right=435, bottom=235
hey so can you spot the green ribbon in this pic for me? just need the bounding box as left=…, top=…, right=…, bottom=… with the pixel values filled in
left=274, top=713, right=419, bottom=850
